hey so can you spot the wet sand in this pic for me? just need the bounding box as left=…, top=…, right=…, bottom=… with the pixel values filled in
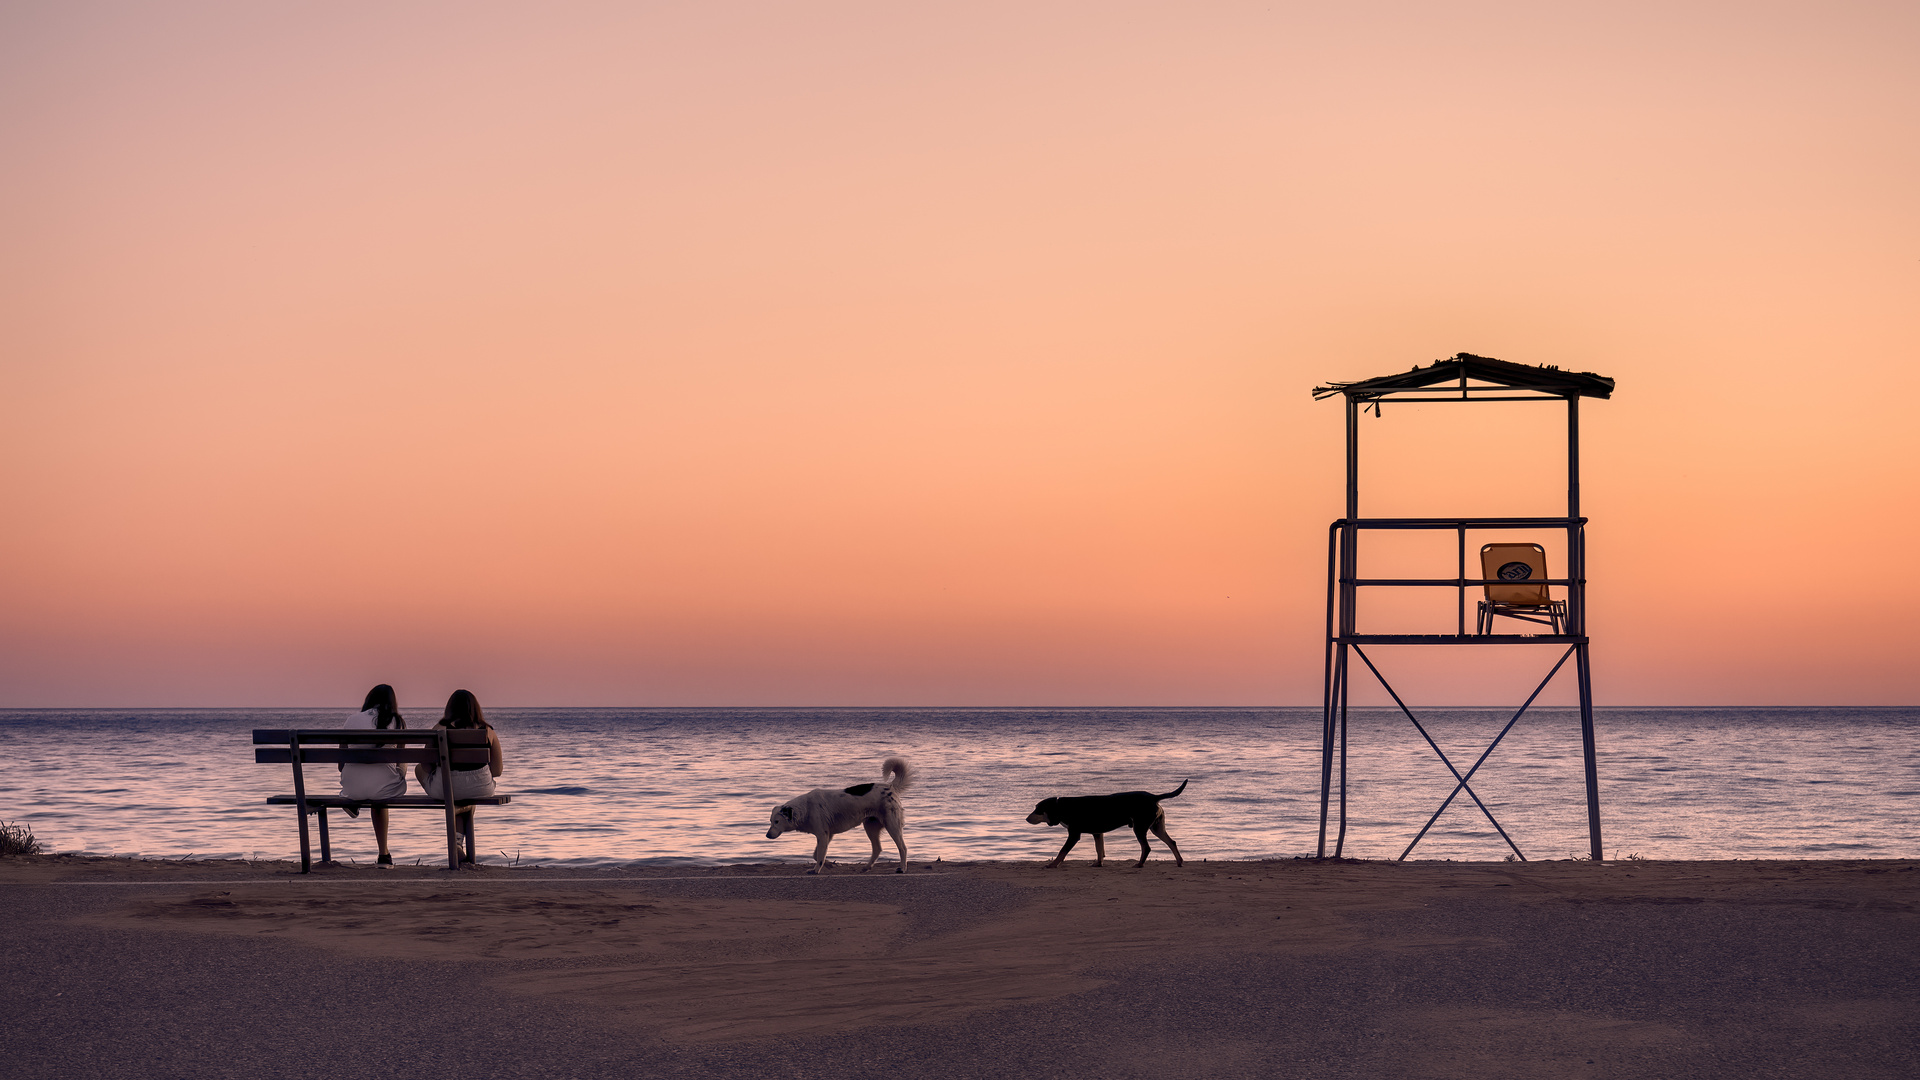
left=3, top=854, right=1916, bottom=1078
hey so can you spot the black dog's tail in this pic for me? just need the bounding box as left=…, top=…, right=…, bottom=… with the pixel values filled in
left=1156, top=779, right=1188, bottom=801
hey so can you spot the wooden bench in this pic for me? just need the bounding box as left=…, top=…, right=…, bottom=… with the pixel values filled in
left=253, top=728, right=510, bottom=872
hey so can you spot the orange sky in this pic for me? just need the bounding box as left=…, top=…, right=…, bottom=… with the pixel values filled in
left=2, top=3, right=1915, bottom=706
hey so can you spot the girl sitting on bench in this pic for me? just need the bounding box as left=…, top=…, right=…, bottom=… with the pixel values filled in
left=339, top=683, right=407, bottom=866
left=416, top=689, right=506, bottom=812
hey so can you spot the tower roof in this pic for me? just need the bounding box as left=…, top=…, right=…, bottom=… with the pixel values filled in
left=1312, top=353, right=1615, bottom=401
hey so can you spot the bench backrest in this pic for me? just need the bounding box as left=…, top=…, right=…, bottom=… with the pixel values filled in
left=253, top=729, right=491, bottom=767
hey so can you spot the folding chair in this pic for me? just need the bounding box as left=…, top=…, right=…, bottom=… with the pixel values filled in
left=1475, top=542, right=1567, bottom=634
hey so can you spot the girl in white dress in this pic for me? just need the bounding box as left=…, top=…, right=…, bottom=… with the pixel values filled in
left=339, top=683, right=407, bottom=865
left=415, top=690, right=505, bottom=833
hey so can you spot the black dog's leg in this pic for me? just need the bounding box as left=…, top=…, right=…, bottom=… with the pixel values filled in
left=1093, top=832, right=1106, bottom=867
left=1048, top=830, right=1082, bottom=868
left=1132, top=824, right=1153, bottom=867
left=1150, top=818, right=1184, bottom=867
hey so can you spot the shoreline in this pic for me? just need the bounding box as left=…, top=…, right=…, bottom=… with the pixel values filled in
left=8, top=849, right=1920, bottom=879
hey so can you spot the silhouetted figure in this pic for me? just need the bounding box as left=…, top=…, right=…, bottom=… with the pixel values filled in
left=339, top=683, right=406, bottom=865
left=415, top=690, right=505, bottom=857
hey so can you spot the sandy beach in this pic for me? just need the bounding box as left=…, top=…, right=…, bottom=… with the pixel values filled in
left=3, top=853, right=1915, bottom=1079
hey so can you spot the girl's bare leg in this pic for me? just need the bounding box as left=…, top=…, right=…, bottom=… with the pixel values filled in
left=372, top=806, right=391, bottom=859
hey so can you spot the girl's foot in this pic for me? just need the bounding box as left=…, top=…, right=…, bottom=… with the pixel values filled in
left=377, top=853, right=393, bottom=867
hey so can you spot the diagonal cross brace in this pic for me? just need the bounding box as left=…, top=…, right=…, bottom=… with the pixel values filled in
left=1352, top=646, right=1526, bottom=862
left=1394, top=644, right=1579, bottom=862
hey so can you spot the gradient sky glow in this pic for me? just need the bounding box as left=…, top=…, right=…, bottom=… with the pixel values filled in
left=3, top=2, right=1916, bottom=707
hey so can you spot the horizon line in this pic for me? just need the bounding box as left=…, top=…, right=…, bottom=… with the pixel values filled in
left=2, top=703, right=1915, bottom=712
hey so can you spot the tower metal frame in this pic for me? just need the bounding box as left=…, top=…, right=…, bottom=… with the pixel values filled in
left=1312, top=353, right=1614, bottom=861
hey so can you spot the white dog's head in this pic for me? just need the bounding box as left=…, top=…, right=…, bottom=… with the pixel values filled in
left=766, top=802, right=798, bottom=839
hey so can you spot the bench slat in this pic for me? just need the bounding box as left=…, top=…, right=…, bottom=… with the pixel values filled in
left=254, top=747, right=491, bottom=765
left=266, top=795, right=510, bottom=807
left=253, top=728, right=489, bottom=746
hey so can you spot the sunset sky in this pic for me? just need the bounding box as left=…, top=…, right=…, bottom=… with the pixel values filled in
left=2, top=2, right=1915, bottom=707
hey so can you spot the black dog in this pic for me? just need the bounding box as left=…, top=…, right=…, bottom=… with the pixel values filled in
left=1025, top=780, right=1186, bottom=868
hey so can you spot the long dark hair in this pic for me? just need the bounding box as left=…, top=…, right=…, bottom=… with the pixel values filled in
left=360, top=684, right=405, bottom=730
left=440, top=689, right=489, bottom=730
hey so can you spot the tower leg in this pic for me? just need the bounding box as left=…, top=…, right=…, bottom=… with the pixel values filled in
left=1317, top=644, right=1343, bottom=857
left=1315, top=661, right=1330, bottom=857
left=1334, top=659, right=1350, bottom=858
left=1577, top=641, right=1603, bottom=861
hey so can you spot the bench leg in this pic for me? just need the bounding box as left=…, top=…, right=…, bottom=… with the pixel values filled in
left=316, top=806, right=332, bottom=864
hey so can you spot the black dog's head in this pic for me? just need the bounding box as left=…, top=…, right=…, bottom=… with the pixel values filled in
left=1026, top=798, right=1060, bottom=826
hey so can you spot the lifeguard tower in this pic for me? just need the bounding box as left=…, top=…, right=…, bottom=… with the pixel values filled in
left=1312, top=353, right=1614, bottom=861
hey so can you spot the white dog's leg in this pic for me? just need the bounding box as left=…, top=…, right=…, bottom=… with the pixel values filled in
left=809, top=832, right=832, bottom=874
left=886, top=817, right=908, bottom=873
left=860, top=819, right=882, bottom=872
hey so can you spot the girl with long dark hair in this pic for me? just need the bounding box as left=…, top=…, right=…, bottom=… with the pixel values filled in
left=414, top=688, right=505, bottom=810
left=339, top=683, right=407, bottom=865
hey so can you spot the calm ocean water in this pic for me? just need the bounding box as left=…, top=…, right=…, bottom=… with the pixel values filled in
left=2, top=708, right=1915, bottom=867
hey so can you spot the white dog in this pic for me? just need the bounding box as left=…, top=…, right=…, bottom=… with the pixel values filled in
left=765, top=757, right=914, bottom=874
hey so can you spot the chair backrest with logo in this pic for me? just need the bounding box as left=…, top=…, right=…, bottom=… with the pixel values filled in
left=1481, top=543, right=1550, bottom=607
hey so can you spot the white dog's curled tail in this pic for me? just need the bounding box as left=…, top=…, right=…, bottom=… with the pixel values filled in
left=881, top=756, right=914, bottom=793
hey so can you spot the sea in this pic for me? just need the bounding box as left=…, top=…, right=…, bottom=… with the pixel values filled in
left=2, top=708, right=1915, bottom=868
